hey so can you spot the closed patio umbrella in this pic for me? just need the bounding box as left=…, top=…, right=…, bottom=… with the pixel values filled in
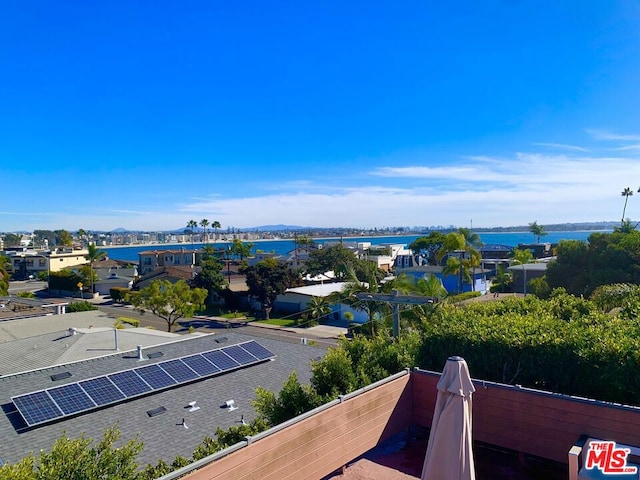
left=421, top=356, right=476, bottom=480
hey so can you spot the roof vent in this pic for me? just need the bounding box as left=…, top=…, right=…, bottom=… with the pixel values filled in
left=51, top=371, right=72, bottom=381
left=215, top=337, right=228, bottom=344
left=225, top=399, right=238, bottom=411
left=147, top=351, right=164, bottom=359
left=187, top=401, right=200, bottom=412
left=147, top=406, right=167, bottom=417
left=136, top=345, right=145, bottom=361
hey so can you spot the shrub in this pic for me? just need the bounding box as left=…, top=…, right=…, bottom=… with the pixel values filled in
left=67, top=301, right=97, bottom=312
left=116, top=316, right=140, bottom=327
left=109, top=287, right=130, bottom=303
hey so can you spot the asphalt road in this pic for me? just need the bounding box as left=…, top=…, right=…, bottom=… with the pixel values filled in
left=9, top=281, right=338, bottom=349
left=95, top=303, right=338, bottom=349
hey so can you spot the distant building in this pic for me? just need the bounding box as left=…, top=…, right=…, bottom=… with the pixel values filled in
left=1, top=247, right=89, bottom=279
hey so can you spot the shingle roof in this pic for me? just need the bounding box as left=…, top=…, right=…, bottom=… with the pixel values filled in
left=0, top=331, right=324, bottom=468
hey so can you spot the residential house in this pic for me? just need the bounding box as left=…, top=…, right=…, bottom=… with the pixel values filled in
left=138, top=249, right=197, bottom=275
left=275, top=283, right=369, bottom=324
left=93, top=268, right=138, bottom=296
left=134, top=265, right=197, bottom=290
left=508, top=261, right=550, bottom=294
left=395, top=264, right=490, bottom=295
left=2, top=247, right=89, bottom=279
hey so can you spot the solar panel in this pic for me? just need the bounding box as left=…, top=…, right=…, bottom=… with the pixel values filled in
left=135, top=364, right=177, bottom=390
left=223, top=344, right=257, bottom=366
left=13, top=340, right=275, bottom=427
left=79, top=377, right=126, bottom=406
left=181, top=354, right=221, bottom=376
left=12, top=391, right=63, bottom=426
left=202, top=349, right=240, bottom=370
left=159, top=359, right=199, bottom=383
left=240, top=340, right=275, bottom=361
left=48, top=383, right=96, bottom=415
left=108, top=370, right=152, bottom=397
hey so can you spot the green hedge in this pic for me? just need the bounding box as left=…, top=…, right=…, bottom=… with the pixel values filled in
left=416, top=292, right=640, bottom=405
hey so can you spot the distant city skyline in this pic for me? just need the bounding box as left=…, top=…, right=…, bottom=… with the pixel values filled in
left=1, top=2, right=639, bottom=232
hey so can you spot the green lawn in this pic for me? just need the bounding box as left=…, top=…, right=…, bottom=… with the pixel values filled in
left=253, top=318, right=298, bottom=327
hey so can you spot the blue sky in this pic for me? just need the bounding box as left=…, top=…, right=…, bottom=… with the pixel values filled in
left=2, top=1, right=640, bottom=232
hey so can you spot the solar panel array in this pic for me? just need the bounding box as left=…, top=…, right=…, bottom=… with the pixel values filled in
left=12, top=340, right=275, bottom=427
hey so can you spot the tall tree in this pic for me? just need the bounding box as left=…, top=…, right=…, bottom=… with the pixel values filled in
left=307, top=296, right=332, bottom=325
left=211, top=220, right=221, bottom=246
left=193, top=246, right=227, bottom=304
left=186, top=220, right=198, bottom=247
left=330, top=264, right=388, bottom=336
left=55, top=229, right=73, bottom=246
left=408, top=231, right=446, bottom=265
left=200, top=219, right=210, bottom=243
left=242, top=258, right=299, bottom=319
left=85, top=244, right=106, bottom=294
left=3, top=233, right=22, bottom=247
left=230, top=239, right=253, bottom=263
left=621, top=187, right=635, bottom=225
left=436, top=232, right=482, bottom=293
left=128, top=279, right=207, bottom=332
left=528, top=221, right=547, bottom=243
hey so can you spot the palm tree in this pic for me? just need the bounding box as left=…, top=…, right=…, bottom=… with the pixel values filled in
left=621, top=187, right=634, bottom=225
left=85, top=243, right=106, bottom=294
left=211, top=221, right=221, bottom=247
left=330, top=264, right=388, bottom=337
left=307, top=296, right=332, bottom=326
left=436, top=232, right=482, bottom=293
left=200, top=219, right=210, bottom=244
left=528, top=221, right=547, bottom=243
left=187, top=220, right=198, bottom=247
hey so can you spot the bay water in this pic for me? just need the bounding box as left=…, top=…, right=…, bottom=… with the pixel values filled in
left=102, top=230, right=605, bottom=263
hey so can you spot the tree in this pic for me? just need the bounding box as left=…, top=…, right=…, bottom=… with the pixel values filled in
left=392, top=273, right=447, bottom=300
left=408, top=231, right=446, bottom=266
left=330, top=264, right=388, bottom=336
left=230, top=239, right=253, bottom=263
left=85, top=244, right=106, bottom=294
left=0, top=426, right=142, bottom=479
left=510, top=247, right=534, bottom=265
left=54, top=229, right=73, bottom=246
left=437, top=232, right=482, bottom=293
left=457, top=227, right=483, bottom=248
left=211, top=220, right=221, bottom=246
left=306, top=296, right=332, bottom=326
left=186, top=220, right=198, bottom=247
left=0, top=255, right=9, bottom=295
left=3, top=233, right=22, bottom=247
left=621, top=187, right=635, bottom=225
left=528, top=221, right=547, bottom=243
left=200, top=219, right=210, bottom=243
left=33, top=230, right=56, bottom=248
left=193, top=247, right=227, bottom=304
left=242, top=258, right=299, bottom=319
left=128, top=279, right=207, bottom=332
left=253, top=372, right=322, bottom=427
left=304, top=244, right=376, bottom=281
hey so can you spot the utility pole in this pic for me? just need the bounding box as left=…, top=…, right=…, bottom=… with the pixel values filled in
left=355, top=290, right=435, bottom=337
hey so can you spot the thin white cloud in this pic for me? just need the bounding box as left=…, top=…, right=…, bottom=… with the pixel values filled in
left=615, top=144, right=640, bottom=151
left=533, top=142, right=589, bottom=152
left=9, top=149, right=640, bottom=232
left=586, top=129, right=640, bottom=142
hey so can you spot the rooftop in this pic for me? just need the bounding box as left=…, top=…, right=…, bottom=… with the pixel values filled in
left=0, top=330, right=325, bottom=467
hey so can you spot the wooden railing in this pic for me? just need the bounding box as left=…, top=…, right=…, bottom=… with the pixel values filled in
left=170, top=368, right=640, bottom=479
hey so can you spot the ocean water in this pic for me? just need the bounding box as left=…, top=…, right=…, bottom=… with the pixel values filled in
left=102, top=230, right=605, bottom=263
